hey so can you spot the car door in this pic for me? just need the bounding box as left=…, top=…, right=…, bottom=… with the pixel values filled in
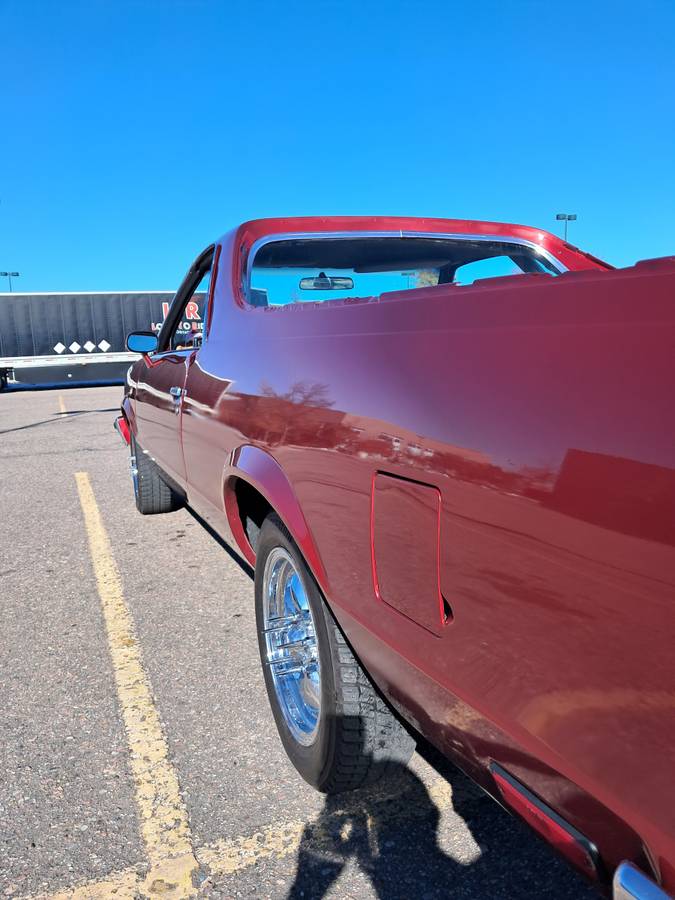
left=133, top=246, right=213, bottom=486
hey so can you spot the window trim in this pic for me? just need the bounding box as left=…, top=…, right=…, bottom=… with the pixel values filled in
left=244, top=230, right=567, bottom=308
left=205, top=243, right=222, bottom=338
left=157, top=245, right=214, bottom=352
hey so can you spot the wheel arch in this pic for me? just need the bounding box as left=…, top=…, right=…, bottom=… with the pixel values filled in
left=223, top=444, right=328, bottom=591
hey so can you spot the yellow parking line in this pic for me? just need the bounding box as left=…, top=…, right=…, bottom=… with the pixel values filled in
left=58, top=395, right=67, bottom=414
left=199, top=774, right=456, bottom=876
left=24, top=770, right=458, bottom=898
left=75, top=472, right=199, bottom=898
left=30, top=867, right=140, bottom=900
left=23, top=474, right=463, bottom=898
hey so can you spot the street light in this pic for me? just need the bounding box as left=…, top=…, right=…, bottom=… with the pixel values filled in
left=0, top=271, right=20, bottom=292
left=555, top=213, right=577, bottom=242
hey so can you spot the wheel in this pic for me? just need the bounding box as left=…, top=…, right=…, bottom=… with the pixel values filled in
left=130, top=435, right=183, bottom=515
left=255, top=513, right=415, bottom=793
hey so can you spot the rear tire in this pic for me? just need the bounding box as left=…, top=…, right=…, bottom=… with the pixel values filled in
left=131, top=435, right=183, bottom=515
left=255, top=513, right=415, bottom=794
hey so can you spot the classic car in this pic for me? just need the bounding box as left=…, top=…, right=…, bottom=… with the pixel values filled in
left=116, top=216, right=675, bottom=898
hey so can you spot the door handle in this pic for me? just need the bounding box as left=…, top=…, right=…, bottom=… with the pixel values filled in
left=169, top=385, right=185, bottom=415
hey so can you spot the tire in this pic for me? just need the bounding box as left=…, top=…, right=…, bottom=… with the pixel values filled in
left=255, top=513, right=415, bottom=793
left=130, top=435, right=183, bottom=515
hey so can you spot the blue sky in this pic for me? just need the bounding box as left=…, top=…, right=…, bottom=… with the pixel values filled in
left=1, top=0, right=673, bottom=292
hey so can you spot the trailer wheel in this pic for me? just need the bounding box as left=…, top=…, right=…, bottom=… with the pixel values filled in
left=255, top=513, right=415, bottom=793
left=130, top=435, right=183, bottom=515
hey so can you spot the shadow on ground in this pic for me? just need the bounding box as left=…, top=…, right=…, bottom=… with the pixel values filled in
left=286, top=729, right=596, bottom=900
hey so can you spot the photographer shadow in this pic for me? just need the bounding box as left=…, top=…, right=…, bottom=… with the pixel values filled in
left=286, top=720, right=595, bottom=899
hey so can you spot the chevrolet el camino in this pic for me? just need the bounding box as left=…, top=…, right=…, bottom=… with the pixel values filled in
left=116, top=217, right=675, bottom=899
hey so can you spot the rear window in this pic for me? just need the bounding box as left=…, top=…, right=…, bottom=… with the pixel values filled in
left=247, top=236, right=560, bottom=307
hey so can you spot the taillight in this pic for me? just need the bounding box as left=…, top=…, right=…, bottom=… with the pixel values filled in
left=114, top=416, right=131, bottom=446
left=490, top=763, right=600, bottom=881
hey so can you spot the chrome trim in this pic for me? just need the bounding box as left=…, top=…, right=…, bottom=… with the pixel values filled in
left=129, top=453, right=139, bottom=500
left=245, top=229, right=567, bottom=303
left=614, top=862, right=672, bottom=900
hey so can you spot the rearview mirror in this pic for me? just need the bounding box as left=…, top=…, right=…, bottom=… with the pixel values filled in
left=299, top=272, right=354, bottom=291
left=126, top=331, right=158, bottom=354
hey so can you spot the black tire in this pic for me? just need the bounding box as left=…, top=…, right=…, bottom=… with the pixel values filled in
left=131, top=435, right=183, bottom=515
left=255, top=513, right=415, bottom=794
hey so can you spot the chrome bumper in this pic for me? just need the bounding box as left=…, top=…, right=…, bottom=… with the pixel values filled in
left=614, top=862, right=672, bottom=900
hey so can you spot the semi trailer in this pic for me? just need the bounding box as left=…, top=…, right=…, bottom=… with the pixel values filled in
left=0, top=291, right=204, bottom=390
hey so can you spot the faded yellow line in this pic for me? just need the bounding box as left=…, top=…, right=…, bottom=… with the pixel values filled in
left=75, top=472, right=199, bottom=898
left=24, top=770, right=459, bottom=898
left=26, top=474, right=464, bottom=898
left=58, top=395, right=67, bottom=414
left=28, top=867, right=140, bottom=900
left=199, top=773, right=457, bottom=876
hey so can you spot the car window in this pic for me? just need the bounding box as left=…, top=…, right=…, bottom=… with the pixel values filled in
left=454, top=255, right=529, bottom=284
left=169, top=270, right=210, bottom=350
left=248, top=236, right=560, bottom=307
left=250, top=266, right=436, bottom=307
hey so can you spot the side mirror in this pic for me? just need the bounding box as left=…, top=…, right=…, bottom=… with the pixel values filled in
left=126, top=331, right=159, bottom=354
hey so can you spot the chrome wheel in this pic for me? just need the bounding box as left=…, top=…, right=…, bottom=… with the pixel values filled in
left=262, top=547, right=321, bottom=746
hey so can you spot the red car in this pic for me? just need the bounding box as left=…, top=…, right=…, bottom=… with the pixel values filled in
left=117, top=217, right=675, bottom=899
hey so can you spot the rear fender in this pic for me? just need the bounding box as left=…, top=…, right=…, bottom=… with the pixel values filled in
left=223, top=444, right=328, bottom=590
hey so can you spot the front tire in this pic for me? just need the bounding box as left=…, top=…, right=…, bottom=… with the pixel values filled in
left=255, top=513, right=415, bottom=793
left=130, top=435, right=183, bottom=515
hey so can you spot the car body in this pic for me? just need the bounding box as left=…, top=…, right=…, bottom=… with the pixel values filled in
left=118, top=216, right=675, bottom=897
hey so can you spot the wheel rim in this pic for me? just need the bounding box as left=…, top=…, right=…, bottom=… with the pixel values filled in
left=262, top=547, right=321, bottom=746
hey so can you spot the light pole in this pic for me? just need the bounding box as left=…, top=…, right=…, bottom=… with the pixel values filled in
left=555, top=213, right=577, bottom=242
left=0, top=271, right=19, bottom=292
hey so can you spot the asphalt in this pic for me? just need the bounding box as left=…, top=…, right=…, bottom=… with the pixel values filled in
left=0, top=386, right=598, bottom=899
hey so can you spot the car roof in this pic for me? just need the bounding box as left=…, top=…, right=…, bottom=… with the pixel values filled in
left=220, top=217, right=610, bottom=272
left=236, top=215, right=559, bottom=247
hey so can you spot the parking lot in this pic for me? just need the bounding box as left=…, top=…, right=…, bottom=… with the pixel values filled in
left=0, top=386, right=596, bottom=899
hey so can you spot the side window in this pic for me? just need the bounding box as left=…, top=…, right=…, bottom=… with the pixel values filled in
left=453, top=256, right=522, bottom=284
left=170, top=269, right=210, bottom=350
left=454, top=253, right=557, bottom=285
left=157, top=256, right=211, bottom=353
